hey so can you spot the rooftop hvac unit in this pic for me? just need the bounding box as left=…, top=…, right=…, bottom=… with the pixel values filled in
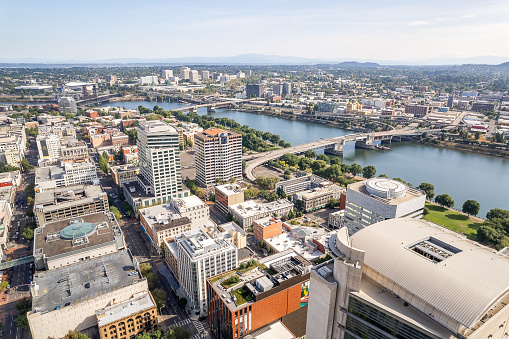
left=317, top=266, right=332, bottom=278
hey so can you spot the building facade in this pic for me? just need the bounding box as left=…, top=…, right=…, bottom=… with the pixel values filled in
left=195, top=128, right=242, bottom=187
left=36, top=134, right=61, bottom=162
left=404, top=104, right=431, bottom=117
left=344, top=178, right=425, bottom=234
left=253, top=217, right=283, bottom=242
left=110, top=164, right=140, bottom=187
left=246, top=84, right=264, bottom=98
left=175, top=229, right=238, bottom=315
left=215, top=184, right=244, bottom=215
left=229, top=200, right=294, bottom=229
left=306, top=219, right=509, bottom=339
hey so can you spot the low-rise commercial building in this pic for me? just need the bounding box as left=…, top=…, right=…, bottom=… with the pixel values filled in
left=253, top=217, right=283, bottom=242
left=38, top=123, right=76, bottom=138
left=28, top=251, right=148, bottom=339
left=293, top=183, right=344, bottom=212
left=328, top=210, right=344, bottom=229
left=207, top=249, right=312, bottom=339
left=344, top=178, right=425, bottom=234
left=34, top=184, right=109, bottom=227
left=33, top=211, right=125, bottom=270
left=35, top=160, right=98, bottom=190
left=110, top=164, right=140, bottom=187
left=170, top=195, right=209, bottom=223
left=215, top=184, right=244, bottom=215
left=139, top=203, right=192, bottom=251
left=229, top=199, right=294, bottom=229
left=96, top=291, right=158, bottom=339
left=404, top=104, right=431, bottom=117
left=275, top=175, right=331, bottom=196
left=306, top=218, right=509, bottom=339
left=61, top=140, right=88, bottom=162
left=36, top=134, right=61, bottom=162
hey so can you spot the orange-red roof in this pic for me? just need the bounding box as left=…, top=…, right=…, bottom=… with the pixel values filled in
left=203, top=127, right=224, bottom=136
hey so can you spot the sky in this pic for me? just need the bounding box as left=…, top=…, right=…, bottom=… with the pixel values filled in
left=1, top=0, right=509, bottom=64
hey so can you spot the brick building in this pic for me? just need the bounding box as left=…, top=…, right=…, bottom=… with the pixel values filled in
left=253, top=217, right=283, bottom=242
left=207, top=249, right=312, bottom=339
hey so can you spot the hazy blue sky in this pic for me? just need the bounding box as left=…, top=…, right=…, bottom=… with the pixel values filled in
left=1, top=0, right=509, bottom=62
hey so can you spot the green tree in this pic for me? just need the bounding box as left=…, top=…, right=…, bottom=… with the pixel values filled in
left=316, top=154, right=330, bottom=164
left=0, top=281, right=8, bottom=291
left=178, top=297, right=188, bottom=308
left=435, top=194, right=455, bottom=208
left=99, top=151, right=109, bottom=174
left=167, top=326, right=190, bottom=339
left=22, top=228, right=34, bottom=240
left=20, top=158, right=34, bottom=172
left=486, top=208, right=509, bottom=221
left=151, top=288, right=167, bottom=309
left=418, top=183, right=435, bottom=200
left=109, top=206, right=122, bottom=221
left=362, top=165, right=376, bottom=179
left=63, top=331, right=91, bottom=339
left=304, top=150, right=317, bottom=159
left=350, top=163, right=362, bottom=176
left=311, top=160, right=327, bottom=172
left=462, top=200, right=480, bottom=216
left=139, top=263, right=153, bottom=277
left=284, top=169, right=291, bottom=180
left=244, top=185, right=260, bottom=199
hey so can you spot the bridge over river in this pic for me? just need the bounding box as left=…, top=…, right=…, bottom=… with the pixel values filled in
left=244, top=127, right=433, bottom=181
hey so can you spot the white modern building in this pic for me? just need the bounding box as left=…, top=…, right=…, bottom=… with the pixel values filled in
left=306, top=218, right=509, bottom=339
left=194, top=127, right=242, bottom=187
left=175, top=229, right=238, bottom=315
left=124, top=120, right=189, bottom=212
left=58, top=97, right=78, bottom=115
left=162, top=70, right=174, bottom=80
left=0, top=125, right=26, bottom=166
left=170, top=195, right=209, bottom=223
left=229, top=199, right=294, bottom=229
left=35, top=160, right=98, bottom=190
left=344, top=178, right=425, bottom=234
left=180, top=67, right=190, bottom=80
left=189, top=70, right=199, bottom=82
left=139, top=76, right=158, bottom=85
left=36, top=134, right=61, bottom=163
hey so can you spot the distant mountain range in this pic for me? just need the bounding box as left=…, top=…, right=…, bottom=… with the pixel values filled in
left=0, top=53, right=508, bottom=66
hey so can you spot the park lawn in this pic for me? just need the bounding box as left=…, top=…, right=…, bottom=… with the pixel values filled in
left=423, top=203, right=483, bottom=241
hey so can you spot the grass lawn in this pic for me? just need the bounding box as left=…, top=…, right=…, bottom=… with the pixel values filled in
left=231, top=287, right=253, bottom=306
left=423, top=203, right=483, bottom=241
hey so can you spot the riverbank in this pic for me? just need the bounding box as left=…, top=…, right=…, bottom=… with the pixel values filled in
left=417, top=140, right=509, bottom=159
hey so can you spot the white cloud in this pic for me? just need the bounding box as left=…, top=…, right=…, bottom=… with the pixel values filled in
left=461, top=14, right=475, bottom=19
left=407, top=21, right=430, bottom=26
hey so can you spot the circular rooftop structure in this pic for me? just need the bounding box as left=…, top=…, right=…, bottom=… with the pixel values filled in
left=60, top=222, right=96, bottom=240
left=365, top=178, right=407, bottom=199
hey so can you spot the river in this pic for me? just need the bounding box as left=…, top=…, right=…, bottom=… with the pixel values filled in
left=102, top=100, right=509, bottom=218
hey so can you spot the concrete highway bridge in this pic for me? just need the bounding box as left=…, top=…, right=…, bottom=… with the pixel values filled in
left=244, top=127, right=433, bottom=181
left=168, top=98, right=258, bottom=113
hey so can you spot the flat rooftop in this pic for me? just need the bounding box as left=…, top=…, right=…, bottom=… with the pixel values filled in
left=177, top=228, right=237, bottom=259
left=34, top=212, right=121, bottom=259
left=35, top=184, right=105, bottom=208
left=347, top=179, right=424, bottom=205
left=247, top=321, right=295, bottom=339
left=264, top=226, right=329, bottom=261
left=209, top=249, right=312, bottom=312
left=215, top=184, right=243, bottom=196
left=230, top=199, right=294, bottom=217
left=96, top=291, right=155, bottom=327
left=31, top=251, right=141, bottom=314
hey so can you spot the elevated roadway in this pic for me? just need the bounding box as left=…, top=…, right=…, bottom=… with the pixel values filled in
left=244, top=127, right=431, bottom=181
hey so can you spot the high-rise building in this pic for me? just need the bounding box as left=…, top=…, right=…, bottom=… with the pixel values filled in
left=195, top=128, right=242, bottom=187
left=124, top=120, right=188, bottom=212
left=344, top=178, right=425, bottom=234
left=58, top=97, right=78, bottom=115
left=447, top=95, right=454, bottom=108
left=306, top=218, right=509, bottom=339
left=273, top=84, right=283, bottom=95
left=201, top=70, right=210, bottom=80
left=36, top=134, right=61, bottom=162
left=282, top=82, right=292, bottom=96
left=162, top=69, right=173, bottom=80
left=180, top=67, right=190, bottom=80
left=246, top=84, right=264, bottom=98
left=175, top=228, right=238, bottom=315
left=189, top=70, right=199, bottom=82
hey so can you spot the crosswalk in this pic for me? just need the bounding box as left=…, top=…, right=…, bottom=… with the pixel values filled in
left=193, top=320, right=205, bottom=333
left=169, top=318, right=191, bottom=329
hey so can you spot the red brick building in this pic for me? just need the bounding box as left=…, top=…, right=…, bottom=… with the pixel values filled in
left=207, top=249, right=312, bottom=339
left=86, top=111, right=99, bottom=119
left=253, top=217, right=283, bottom=242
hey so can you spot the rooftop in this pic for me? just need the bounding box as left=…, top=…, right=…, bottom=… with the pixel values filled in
left=177, top=228, right=237, bottom=259
left=171, top=195, right=206, bottom=212
left=139, top=203, right=188, bottom=231
left=96, top=291, right=155, bottom=327
left=35, top=184, right=105, bottom=210
left=139, top=120, right=177, bottom=134
left=347, top=179, right=424, bottom=205
left=34, top=212, right=122, bottom=259
left=350, top=218, right=509, bottom=329
left=31, top=251, right=141, bottom=314
left=215, top=184, right=243, bottom=196
left=230, top=199, right=294, bottom=217
left=208, top=249, right=312, bottom=312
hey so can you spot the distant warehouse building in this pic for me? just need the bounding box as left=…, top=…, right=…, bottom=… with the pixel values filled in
left=472, top=102, right=496, bottom=112
left=344, top=178, right=425, bottom=234
left=404, top=104, right=431, bottom=117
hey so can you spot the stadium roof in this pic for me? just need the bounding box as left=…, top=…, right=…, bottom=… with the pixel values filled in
left=350, top=218, right=509, bottom=329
